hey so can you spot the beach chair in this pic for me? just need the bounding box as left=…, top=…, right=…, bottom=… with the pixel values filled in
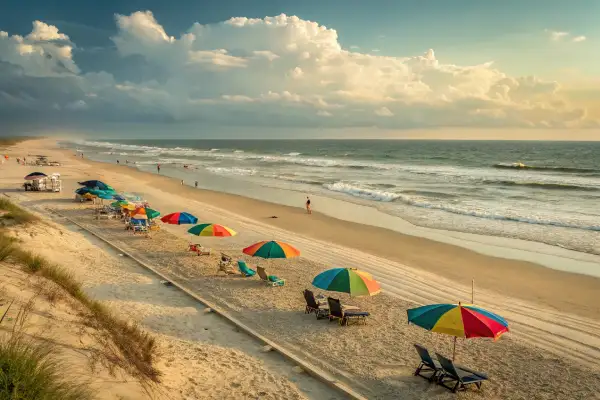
left=413, top=344, right=443, bottom=381
left=435, top=353, right=488, bottom=393
left=217, top=261, right=237, bottom=275
left=327, top=297, right=370, bottom=326
left=256, top=267, right=285, bottom=286
left=188, top=243, right=211, bottom=256
left=237, top=260, right=256, bottom=277
left=303, top=289, right=329, bottom=319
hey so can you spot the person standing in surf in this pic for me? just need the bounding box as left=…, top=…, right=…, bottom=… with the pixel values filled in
left=157, top=164, right=161, bottom=174
left=306, top=196, right=311, bottom=214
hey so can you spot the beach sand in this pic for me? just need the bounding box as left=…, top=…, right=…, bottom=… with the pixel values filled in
left=1, top=138, right=599, bottom=399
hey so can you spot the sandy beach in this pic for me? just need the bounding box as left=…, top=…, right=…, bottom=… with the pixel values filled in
left=2, top=138, right=600, bottom=399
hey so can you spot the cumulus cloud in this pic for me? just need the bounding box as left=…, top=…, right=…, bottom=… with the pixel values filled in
left=572, top=35, right=586, bottom=43
left=0, top=11, right=596, bottom=132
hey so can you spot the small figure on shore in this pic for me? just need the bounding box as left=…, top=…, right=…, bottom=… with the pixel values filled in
left=157, top=164, right=161, bottom=174
left=306, top=196, right=311, bottom=214
left=117, top=160, right=120, bottom=164
left=181, top=180, right=184, bottom=185
left=81, top=153, right=84, bottom=158
left=195, top=181, right=198, bottom=188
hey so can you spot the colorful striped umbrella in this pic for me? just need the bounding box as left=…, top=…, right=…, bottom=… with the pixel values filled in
left=188, top=223, right=236, bottom=237
left=160, top=212, right=198, bottom=225
left=111, top=200, right=129, bottom=208
left=131, top=207, right=160, bottom=219
left=312, top=268, right=381, bottom=297
left=243, top=241, right=300, bottom=259
left=407, top=303, right=509, bottom=359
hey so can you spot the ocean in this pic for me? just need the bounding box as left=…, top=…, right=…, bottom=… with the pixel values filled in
left=63, top=139, right=600, bottom=255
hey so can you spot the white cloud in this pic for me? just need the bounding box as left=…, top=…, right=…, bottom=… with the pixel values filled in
left=546, top=29, right=587, bottom=43
left=0, top=12, right=596, bottom=131
left=548, top=30, right=569, bottom=41
left=371, top=49, right=380, bottom=53
left=375, top=107, right=393, bottom=117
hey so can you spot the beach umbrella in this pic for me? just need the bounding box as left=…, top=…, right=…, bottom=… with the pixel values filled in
left=312, top=268, right=381, bottom=297
left=131, top=214, right=148, bottom=220
left=121, top=203, right=136, bottom=211
left=78, top=180, right=113, bottom=191
left=113, top=194, right=127, bottom=201
left=160, top=212, right=198, bottom=225
left=131, top=207, right=160, bottom=219
left=111, top=200, right=129, bottom=207
left=243, top=240, right=300, bottom=259
left=98, top=192, right=114, bottom=200
left=407, top=303, right=509, bottom=360
left=24, top=172, right=47, bottom=180
left=188, top=223, right=236, bottom=237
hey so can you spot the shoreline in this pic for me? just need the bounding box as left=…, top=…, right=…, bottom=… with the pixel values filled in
left=48, top=140, right=600, bottom=319
left=66, top=138, right=600, bottom=259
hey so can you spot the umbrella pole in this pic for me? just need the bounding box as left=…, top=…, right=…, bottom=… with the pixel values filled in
left=453, top=336, right=457, bottom=361
left=471, top=279, right=474, bottom=303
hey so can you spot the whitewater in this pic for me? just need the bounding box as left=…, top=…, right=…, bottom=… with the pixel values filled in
left=63, top=139, right=600, bottom=255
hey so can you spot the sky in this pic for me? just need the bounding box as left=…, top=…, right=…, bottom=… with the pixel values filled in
left=0, top=0, right=599, bottom=139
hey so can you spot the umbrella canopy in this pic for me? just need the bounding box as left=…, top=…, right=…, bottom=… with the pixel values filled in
left=160, top=212, right=198, bottom=225
left=113, top=194, right=126, bottom=201
left=98, top=192, right=114, bottom=200
left=131, top=207, right=160, bottom=219
left=24, top=172, right=47, bottom=180
left=407, top=303, right=509, bottom=340
left=188, top=223, right=236, bottom=237
left=111, top=200, right=129, bottom=207
left=78, top=180, right=113, bottom=191
left=131, top=214, right=148, bottom=220
left=312, top=268, right=381, bottom=297
left=243, top=240, right=300, bottom=259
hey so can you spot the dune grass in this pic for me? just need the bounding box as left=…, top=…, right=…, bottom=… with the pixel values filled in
left=0, top=225, right=160, bottom=384
left=0, top=334, right=93, bottom=400
left=0, top=198, right=39, bottom=225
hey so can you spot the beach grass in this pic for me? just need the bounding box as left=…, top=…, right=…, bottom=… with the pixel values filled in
left=0, top=227, right=160, bottom=384
left=0, top=198, right=39, bottom=225
left=0, top=333, right=93, bottom=400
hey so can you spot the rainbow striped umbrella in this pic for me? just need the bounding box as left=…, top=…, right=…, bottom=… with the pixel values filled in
left=188, top=223, right=236, bottom=237
left=160, top=212, right=198, bottom=225
left=407, top=303, right=509, bottom=359
left=131, top=207, right=160, bottom=219
left=312, top=268, right=381, bottom=297
left=243, top=241, right=300, bottom=259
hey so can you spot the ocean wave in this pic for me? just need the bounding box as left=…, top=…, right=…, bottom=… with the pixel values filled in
left=285, top=152, right=302, bottom=156
left=323, top=182, right=401, bottom=202
left=493, top=163, right=600, bottom=174
left=206, top=167, right=256, bottom=176
left=484, top=180, right=599, bottom=191
left=262, top=174, right=324, bottom=186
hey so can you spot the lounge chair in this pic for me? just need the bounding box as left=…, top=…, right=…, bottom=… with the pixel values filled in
left=302, top=289, right=329, bottom=319
left=188, top=243, right=211, bottom=256
left=435, top=353, right=488, bottom=393
left=256, top=266, right=285, bottom=286
left=237, top=260, right=256, bottom=277
left=217, top=261, right=237, bottom=275
left=413, top=344, right=443, bottom=381
left=327, top=297, right=369, bottom=326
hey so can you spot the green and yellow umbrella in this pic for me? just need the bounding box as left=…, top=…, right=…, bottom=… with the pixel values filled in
left=312, top=268, right=381, bottom=297
left=188, top=223, right=236, bottom=237
left=243, top=240, right=300, bottom=259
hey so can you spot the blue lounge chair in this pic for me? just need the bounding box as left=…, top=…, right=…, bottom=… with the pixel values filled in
left=237, top=260, right=256, bottom=277
left=436, top=353, right=489, bottom=392
left=257, top=267, right=285, bottom=286
left=413, top=344, right=442, bottom=381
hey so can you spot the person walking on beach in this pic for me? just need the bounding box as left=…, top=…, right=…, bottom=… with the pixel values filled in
left=194, top=181, right=198, bottom=188
left=157, top=164, right=161, bottom=174
left=306, top=196, right=312, bottom=214
left=181, top=180, right=184, bottom=185
left=117, top=160, right=120, bottom=164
